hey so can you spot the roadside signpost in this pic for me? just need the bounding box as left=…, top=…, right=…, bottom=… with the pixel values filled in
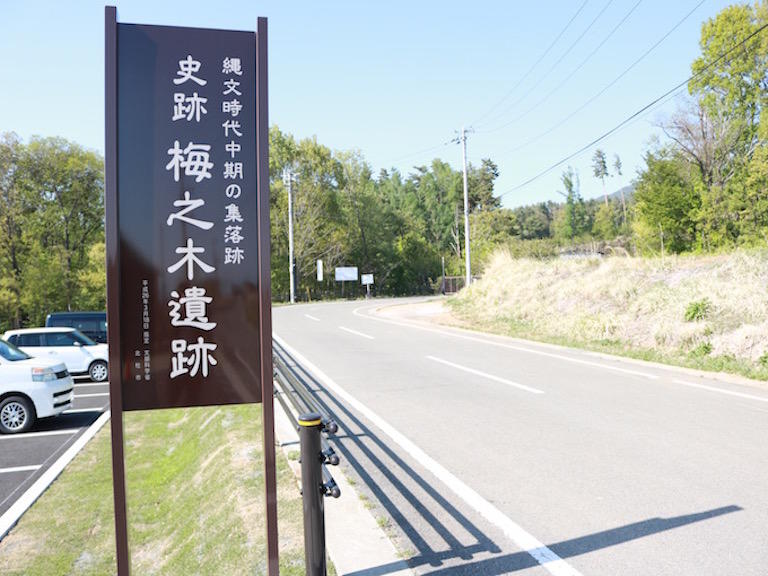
left=361, top=273, right=373, bottom=298
left=335, top=266, right=358, bottom=298
left=105, top=7, right=276, bottom=574
left=317, top=259, right=323, bottom=282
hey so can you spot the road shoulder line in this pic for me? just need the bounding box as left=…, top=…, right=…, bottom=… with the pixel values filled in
left=0, top=410, right=110, bottom=541
left=274, top=332, right=585, bottom=576
left=272, top=374, right=413, bottom=576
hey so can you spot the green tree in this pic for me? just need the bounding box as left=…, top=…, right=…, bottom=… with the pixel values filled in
left=591, top=148, right=610, bottom=205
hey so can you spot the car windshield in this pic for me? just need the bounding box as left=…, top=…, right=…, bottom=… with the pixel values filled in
left=71, top=330, right=97, bottom=346
left=0, top=338, right=31, bottom=361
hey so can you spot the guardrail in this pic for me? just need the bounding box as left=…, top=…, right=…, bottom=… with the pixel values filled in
left=273, top=343, right=340, bottom=576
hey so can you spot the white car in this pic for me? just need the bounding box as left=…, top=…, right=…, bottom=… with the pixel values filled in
left=0, top=338, right=74, bottom=434
left=3, top=328, right=109, bottom=382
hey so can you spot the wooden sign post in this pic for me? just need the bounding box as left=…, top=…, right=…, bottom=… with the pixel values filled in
left=104, top=7, right=277, bottom=574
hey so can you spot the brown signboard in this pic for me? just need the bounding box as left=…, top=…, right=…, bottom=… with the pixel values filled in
left=113, top=20, right=261, bottom=411
left=105, top=7, right=277, bottom=574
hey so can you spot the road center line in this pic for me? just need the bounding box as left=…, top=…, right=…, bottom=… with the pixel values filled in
left=338, top=326, right=375, bottom=340
left=673, top=379, right=768, bottom=403
left=274, top=332, right=584, bottom=576
left=0, top=466, right=41, bottom=475
left=305, top=314, right=320, bottom=322
left=353, top=305, right=658, bottom=380
left=0, top=429, right=79, bottom=440
left=74, top=392, right=110, bottom=398
left=427, top=355, right=544, bottom=394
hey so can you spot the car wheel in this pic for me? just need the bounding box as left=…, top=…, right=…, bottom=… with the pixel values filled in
left=89, top=360, right=109, bottom=382
left=0, top=396, right=35, bottom=434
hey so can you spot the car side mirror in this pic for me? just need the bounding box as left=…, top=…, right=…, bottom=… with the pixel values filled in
left=73, top=341, right=82, bottom=347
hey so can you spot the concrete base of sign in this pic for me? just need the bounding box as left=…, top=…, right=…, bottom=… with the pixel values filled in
left=273, top=387, right=413, bottom=576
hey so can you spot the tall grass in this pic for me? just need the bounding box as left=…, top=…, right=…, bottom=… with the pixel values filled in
left=450, top=248, right=768, bottom=379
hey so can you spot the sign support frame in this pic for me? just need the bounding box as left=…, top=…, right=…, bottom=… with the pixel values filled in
left=105, top=7, right=131, bottom=575
left=104, top=8, right=277, bottom=574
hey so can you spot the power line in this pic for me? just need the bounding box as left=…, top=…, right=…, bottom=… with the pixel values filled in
left=479, top=0, right=645, bottom=135
left=497, top=0, right=706, bottom=152
left=476, top=0, right=617, bottom=130
left=497, top=20, right=768, bottom=198
left=470, top=0, right=590, bottom=127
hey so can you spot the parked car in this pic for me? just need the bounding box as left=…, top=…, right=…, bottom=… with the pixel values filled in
left=46, top=311, right=107, bottom=344
left=3, top=328, right=109, bottom=382
left=0, top=338, right=73, bottom=434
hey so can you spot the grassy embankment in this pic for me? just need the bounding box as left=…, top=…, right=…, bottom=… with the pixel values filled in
left=449, top=248, right=768, bottom=381
left=0, top=405, right=327, bottom=575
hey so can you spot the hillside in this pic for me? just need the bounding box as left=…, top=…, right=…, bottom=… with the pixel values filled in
left=449, top=249, right=768, bottom=380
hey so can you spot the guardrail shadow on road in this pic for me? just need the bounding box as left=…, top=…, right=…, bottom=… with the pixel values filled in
left=272, top=343, right=742, bottom=575
left=273, top=341, right=503, bottom=572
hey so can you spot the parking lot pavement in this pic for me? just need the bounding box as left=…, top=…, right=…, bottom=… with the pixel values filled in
left=0, top=378, right=109, bottom=517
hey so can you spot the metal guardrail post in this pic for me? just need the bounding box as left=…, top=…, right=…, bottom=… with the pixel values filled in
left=299, top=412, right=326, bottom=576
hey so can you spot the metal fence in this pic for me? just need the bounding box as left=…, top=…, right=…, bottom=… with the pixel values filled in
left=273, top=343, right=340, bottom=576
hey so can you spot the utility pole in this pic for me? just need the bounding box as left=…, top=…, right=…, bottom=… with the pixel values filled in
left=458, top=126, right=473, bottom=287
left=282, top=167, right=296, bottom=304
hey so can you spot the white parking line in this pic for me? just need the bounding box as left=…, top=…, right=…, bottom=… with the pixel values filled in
left=426, top=355, right=545, bottom=394
left=64, top=407, right=106, bottom=414
left=0, top=466, right=41, bottom=475
left=338, top=326, right=375, bottom=340
left=673, top=379, right=768, bottom=403
left=0, top=410, right=111, bottom=541
left=0, top=429, right=79, bottom=440
left=305, top=314, right=320, bottom=322
left=354, top=305, right=658, bottom=380
left=73, top=383, right=108, bottom=388
left=74, top=393, right=110, bottom=398
left=275, top=333, right=584, bottom=576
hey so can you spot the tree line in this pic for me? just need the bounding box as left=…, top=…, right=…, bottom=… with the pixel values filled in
left=1, top=2, right=766, bottom=329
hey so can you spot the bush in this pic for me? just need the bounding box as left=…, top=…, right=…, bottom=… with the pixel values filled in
left=690, top=342, right=712, bottom=357
left=685, top=298, right=711, bottom=322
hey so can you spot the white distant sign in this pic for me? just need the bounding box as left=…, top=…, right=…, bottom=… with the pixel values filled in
left=361, top=274, right=374, bottom=286
left=317, top=259, right=323, bottom=282
left=335, top=266, right=358, bottom=281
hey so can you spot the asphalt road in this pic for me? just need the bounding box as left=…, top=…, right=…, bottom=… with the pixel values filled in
left=273, top=297, right=768, bottom=576
left=0, top=378, right=108, bottom=517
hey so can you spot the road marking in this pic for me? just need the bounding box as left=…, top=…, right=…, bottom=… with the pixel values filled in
left=673, top=379, right=768, bottom=403
left=338, top=326, right=375, bottom=340
left=73, top=383, right=107, bottom=388
left=64, top=407, right=106, bottom=414
left=305, top=314, right=320, bottom=322
left=0, top=466, right=41, bottom=475
left=0, top=429, right=79, bottom=440
left=427, top=355, right=544, bottom=394
left=353, top=305, right=658, bottom=380
left=274, top=333, right=584, bottom=576
left=74, top=392, right=110, bottom=398
left=0, top=410, right=111, bottom=541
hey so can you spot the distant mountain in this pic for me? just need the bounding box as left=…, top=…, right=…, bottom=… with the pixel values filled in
left=608, top=184, right=634, bottom=202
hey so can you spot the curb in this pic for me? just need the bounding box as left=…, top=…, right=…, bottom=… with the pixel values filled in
left=273, top=384, right=413, bottom=576
left=0, top=409, right=112, bottom=541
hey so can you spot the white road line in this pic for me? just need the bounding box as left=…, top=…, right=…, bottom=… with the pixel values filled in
left=0, top=466, right=41, bottom=475
left=73, top=383, right=107, bottom=388
left=673, top=379, right=768, bottom=403
left=0, top=410, right=111, bottom=541
left=274, top=333, right=584, bottom=576
left=338, top=326, right=375, bottom=340
left=305, top=314, right=320, bottom=322
left=74, top=393, right=110, bottom=398
left=0, top=429, right=79, bottom=440
left=353, top=305, right=658, bottom=380
left=427, top=355, right=545, bottom=394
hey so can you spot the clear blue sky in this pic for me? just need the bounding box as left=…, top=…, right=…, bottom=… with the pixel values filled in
left=0, top=0, right=736, bottom=207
